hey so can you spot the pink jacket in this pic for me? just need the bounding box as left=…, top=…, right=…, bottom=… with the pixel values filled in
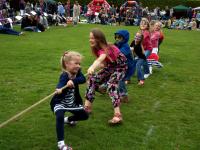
left=142, top=30, right=152, bottom=51
left=151, top=31, right=160, bottom=48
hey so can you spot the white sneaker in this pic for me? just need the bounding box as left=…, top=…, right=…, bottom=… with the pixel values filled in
left=64, top=117, right=77, bottom=126
left=144, top=73, right=150, bottom=79
left=149, top=66, right=153, bottom=74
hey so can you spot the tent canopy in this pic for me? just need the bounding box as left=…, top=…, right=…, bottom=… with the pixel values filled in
left=173, top=5, right=189, bottom=11
left=121, top=1, right=138, bottom=9
left=193, top=7, right=200, bottom=11
left=87, top=0, right=110, bottom=15
left=44, top=0, right=56, bottom=4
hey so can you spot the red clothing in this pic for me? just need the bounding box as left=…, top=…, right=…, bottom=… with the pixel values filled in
left=151, top=31, right=160, bottom=48
left=95, top=45, right=120, bottom=63
left=142, top=30, right=152, bottom=51
left=159, top=31, right=164, bottom=43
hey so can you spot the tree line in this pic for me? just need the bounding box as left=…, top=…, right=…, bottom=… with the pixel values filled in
left=8, top=0, right=200, bottom=10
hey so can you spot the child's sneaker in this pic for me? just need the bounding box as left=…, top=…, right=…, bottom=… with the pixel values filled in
left=64, top=117, right=77, bottom=126
left=149, top=66, right=153, bottom=74
left=59, top=145, right=73, bottom=150
left=138, top=80, right=144, bottom=86
left=144, top=73, right=150, bottom=79
left=120, top=95, right=129, bottom=103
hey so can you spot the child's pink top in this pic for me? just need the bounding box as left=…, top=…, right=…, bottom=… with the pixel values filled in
left=142, top=30, right=152, bottom=51
left=96, top=45, right=120, bottom=63
left=151, top=31, right=160, bottom=48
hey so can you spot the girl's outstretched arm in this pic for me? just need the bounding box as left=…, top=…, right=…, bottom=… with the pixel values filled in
left=87, top=54, right=106, bottom=75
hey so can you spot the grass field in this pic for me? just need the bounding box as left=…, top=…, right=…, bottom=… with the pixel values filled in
left=0, top=24, right=200, bottom=150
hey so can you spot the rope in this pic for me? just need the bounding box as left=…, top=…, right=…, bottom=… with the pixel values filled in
left=0, top=84, right=68, bottom=129
left=0, top=73, right=88, bottom=129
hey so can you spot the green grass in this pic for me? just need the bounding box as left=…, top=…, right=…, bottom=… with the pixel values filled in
left=0, top=24, right=200, bottom=150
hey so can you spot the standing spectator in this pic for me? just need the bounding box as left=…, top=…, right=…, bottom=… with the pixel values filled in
left=187, top=7, right=193, bottom=22
left=25, top=1, right=31, bottom=14
left=115, top=6, right=121, bottom=25
left=57, top=2, right=65, bottom=16
left=19, top=0, right=25, bottom=16
left=66, top=0, right=71, bottom=17
left=136, top=4, right=143, bottom=26
left=109, top=4, right=116, bottom=16
left=73, top=1, right=80, bottom=25
left=188, top=18, right=197, bottom=30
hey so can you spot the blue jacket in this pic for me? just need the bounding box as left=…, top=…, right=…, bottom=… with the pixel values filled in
left=50, top=70, right=86, bottom=111
left=114, top=30, right=134, bottom=80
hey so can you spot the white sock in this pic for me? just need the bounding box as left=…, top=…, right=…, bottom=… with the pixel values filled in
left=58, top=140, right=65, bottom=149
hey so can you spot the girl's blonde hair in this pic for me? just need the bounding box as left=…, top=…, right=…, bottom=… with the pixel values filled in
left=60, top=51, right=83, bottom=71
left=154, top=21, right=162, bottom=28
left=140, top=18, right=150, bottom=30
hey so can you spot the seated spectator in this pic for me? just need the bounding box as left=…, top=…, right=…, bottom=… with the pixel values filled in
left=188, top=18, right=197, bottom=30
left=0, top=21, right=23, bottom=36
left=38, top=12, right=49, bottom=29
left=21, top=13, right=45, bottom=32
left=108, top=15, right=116, bottom=26
left=177, top=18, right=186, bottom=30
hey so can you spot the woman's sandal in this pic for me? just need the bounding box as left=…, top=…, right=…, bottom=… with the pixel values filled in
left=108, top=113, right=122, bottom=125
left=60, top=145, right=73, bottom=150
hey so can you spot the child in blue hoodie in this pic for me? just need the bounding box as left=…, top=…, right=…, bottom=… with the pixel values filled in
left=98, top=30, right=134, bottom=102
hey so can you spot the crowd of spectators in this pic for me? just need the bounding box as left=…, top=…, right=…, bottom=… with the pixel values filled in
left=85, top=3, right=200, bottom=31
left=0, top=0, right=200, bottom=36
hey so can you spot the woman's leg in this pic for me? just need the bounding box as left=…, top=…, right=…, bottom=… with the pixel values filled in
left=85, top=68, right=110, bottom=103
left=84, top=68, right=111, bottom=112
left=107, top=67, right=126, bottom=108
